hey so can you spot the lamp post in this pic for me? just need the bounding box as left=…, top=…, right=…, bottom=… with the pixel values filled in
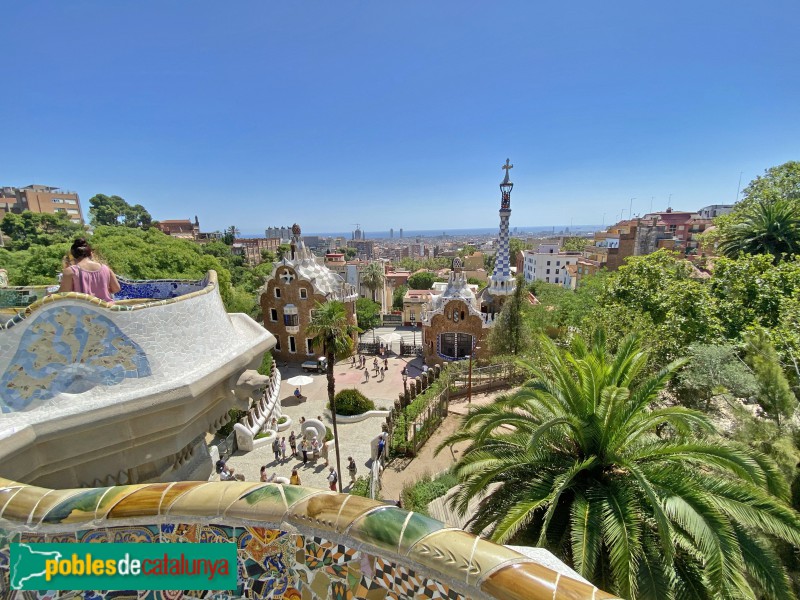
left=468, top=345, right=481, bottom=404
left=410, top=313, right=416, bottom=348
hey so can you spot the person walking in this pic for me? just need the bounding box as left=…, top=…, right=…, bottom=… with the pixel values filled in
left=301, top=439, right=309, bottom=464
left=327, top=467, right=338, bottom=491
left=377, top=434, right=386, bottom=461
left=260, top=466, right=268, bottom=482
left=351, top=355, right=356, bottom=368
left=280, top=436, right=287, bottom=460
left=290, top=469, right=301, bottom=485
left=271, top=437, right=280, bottom=462
left=289, top=431, right=297, bottom=457
left=347, top=456, right=357, bottom=485
left=383, top=358, right=388, bottom=371
left=379, top=366, right=385, bottom=382
left=363, top=369, right=370, bottom=383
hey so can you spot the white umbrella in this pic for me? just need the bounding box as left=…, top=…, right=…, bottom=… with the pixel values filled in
left=379, top=332, right=403, bottom=345
left=287, top=375, right=314, bottom=387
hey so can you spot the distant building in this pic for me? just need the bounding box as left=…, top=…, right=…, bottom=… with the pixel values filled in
left=402, top=289, right=434, bottom=326
left=232, top=237, right=280, bottom=266
left=0, top=185, right=84, bottom=224
left=260, top=224, right=357, bottom=363
left=522, top=243, right=581, bottom=286
left=347, top=239, right=375, bottom=259
left=156, top=217, right=200, bottom=239
left=265, top=226, right=292, bottom=242
left=697, top=204, right=734, bottom=219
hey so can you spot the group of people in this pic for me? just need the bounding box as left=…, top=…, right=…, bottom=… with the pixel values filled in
left=353, top=354, right=391, bottom=383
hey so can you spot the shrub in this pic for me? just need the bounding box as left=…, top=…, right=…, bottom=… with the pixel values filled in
left=277, top=416, right=288, bottom=424
left=325, top=426, right=333, bottom=442
left=257, top=351, right=273, bottom=376
left=349, top=476, right=371, bottom=498
left=333, top=388, right=375, bottom=416
left=401, top=470, right=459, bottom=515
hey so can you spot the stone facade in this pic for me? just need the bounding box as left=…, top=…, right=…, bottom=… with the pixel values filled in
left=423, top=297, right=487, bottom=365
left=260, top=226, right=357, bottom=364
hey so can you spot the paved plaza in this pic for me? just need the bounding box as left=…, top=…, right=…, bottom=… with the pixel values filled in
left=223, top=351, right=425, bottom=492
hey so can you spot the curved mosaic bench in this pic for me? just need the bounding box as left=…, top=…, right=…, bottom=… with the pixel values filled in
left=0, top=478, right=618, bottom=600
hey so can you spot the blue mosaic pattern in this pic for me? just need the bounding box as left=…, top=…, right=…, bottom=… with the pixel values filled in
left=116, top=276, right=209, bottom=301
left=0, top=306, right=151, bottom=412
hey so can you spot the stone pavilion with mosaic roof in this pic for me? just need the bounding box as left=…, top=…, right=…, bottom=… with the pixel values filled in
left=259, top=223, right=358, bottom=363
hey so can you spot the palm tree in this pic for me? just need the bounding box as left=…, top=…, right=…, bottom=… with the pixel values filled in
left=718, top=199, right=800, bottom=263
left=361, top=261, right=385, bottom=304
left=307, top=300, right=358, bottom=492
left=437, top=332, right=800, bottom=599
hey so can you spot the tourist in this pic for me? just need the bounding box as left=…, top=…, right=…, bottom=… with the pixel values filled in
left=401, top=366, right=408, bottom=377
left=327, top=467, right=339, bottom=491
left=300, top=416, right=306, bottom=425
left=294, top=387, right=302, bottom=399
left=347, top=456, right=357, bottom=484
left=379, top=366, right=385, bottom=382
left=363, top=369, right=369, bottom=383
left=216, top=459, right=243, bottom=482
left=280, top=436, right=287, bottom=460
left=58, top=238, right=121, bottom=302
left=271, top=417, right=278, bottom=431
left=290, top=469, right=301, bottom=485
left=422, top=364, right=429, bottom=374
left=321, top=438, right=329, bottom=466
left=373, top=358, right=379, bottom=373
left=260, top=466, right=268, bottom=482
left=351, top=355, right=356, bottom=368
left=289, top=431, right=297, bottom=457
left=301, top=439, right=309, bottom=464
left=311, top=437, right=321, bottom=460
left=383, top=358, right=388, bottom=371
left=271, top=437, right=280, bottom=461
left=377, top=435, right=386, bottom=461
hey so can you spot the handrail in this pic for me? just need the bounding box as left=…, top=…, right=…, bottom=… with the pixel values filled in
left=0, top=477, right=618, bottom=600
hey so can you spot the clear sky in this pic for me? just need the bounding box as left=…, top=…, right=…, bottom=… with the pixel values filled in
left=2, top=1, right=798, bottom=233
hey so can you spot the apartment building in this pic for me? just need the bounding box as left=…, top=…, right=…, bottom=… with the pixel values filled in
left=0, top=185, right=84, bottom=224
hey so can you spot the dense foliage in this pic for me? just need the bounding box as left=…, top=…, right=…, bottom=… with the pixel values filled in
left=407, top=271, right=435, bottom=290
left=355, top=297, right=381, bottom=331
left=440, top=332, right=800, bottom=599
left=88, top=194, right=153, bottom=228
left=332, top=388, right=375, bottom=416
left=401, top=470, right=459, bottom=515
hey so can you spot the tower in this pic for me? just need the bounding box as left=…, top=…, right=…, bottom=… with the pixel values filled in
left=487, top=159, right=517, bottom=297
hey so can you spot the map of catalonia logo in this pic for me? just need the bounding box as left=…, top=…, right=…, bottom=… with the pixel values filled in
left=10, top=542, right=237, bottom=590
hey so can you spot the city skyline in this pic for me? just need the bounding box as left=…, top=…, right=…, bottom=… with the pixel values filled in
left=2, top=2, right=798, bottom=232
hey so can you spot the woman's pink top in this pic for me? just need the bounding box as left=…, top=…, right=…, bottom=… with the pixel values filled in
left=70, top=264, right=114, bottom=302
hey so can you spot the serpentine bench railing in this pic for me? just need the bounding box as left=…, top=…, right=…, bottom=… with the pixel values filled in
left=0, top=477, right=618, bottom=600
left=233, top=363, right=283, bottom=452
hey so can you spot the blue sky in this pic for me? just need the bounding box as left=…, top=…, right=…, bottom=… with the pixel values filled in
left=2, top=1, right=798, bottom=234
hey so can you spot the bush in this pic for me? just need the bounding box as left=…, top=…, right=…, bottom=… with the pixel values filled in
left=325, top=426, right=333, bottom=442
left=401, top=471, right=459, bottom=515
left=333, top=388, right=375, bottom=416
left=349, top=476, right=371, bottom=498
left=277, top=416, right=287, bottom=424
left=257, top=351, right=273, bottom=376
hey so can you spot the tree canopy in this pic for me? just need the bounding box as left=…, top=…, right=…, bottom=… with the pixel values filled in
left=1, top=211, right=84, bottom=250
left=88, top=194, right=152, bottom=229
left=407, top=271, right=435, bottom=290
left=439, top=332, right=800, bottom=599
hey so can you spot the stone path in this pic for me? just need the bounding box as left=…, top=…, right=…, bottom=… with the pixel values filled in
left=224, top=354, right=426, bottom=491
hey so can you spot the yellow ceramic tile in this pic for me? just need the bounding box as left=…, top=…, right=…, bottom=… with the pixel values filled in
left=406, top=529, right=478, bottom=585
left=286, top=492, right=378, bottom=535
left=166, top=482, right=259, bottom=518
left=1, top=485, right=52, bottom=523
left=107, top=483, right=174, bottom=519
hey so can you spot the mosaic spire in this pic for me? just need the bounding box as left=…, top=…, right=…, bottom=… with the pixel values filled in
left=488, top=159, right=517, bottom=296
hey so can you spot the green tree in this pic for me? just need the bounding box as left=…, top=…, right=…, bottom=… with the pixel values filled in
left=438, top=332, right=800, bottom=599
left=276, top=243, right=292, bottom=261
left=488, top=275, right=530, bottom=355
left=599, top=250, right=721, bottom=362
left=88, top=194, right=152, bottom=228
left=360, top=262, right=385, bottom=303
left=459, top=244, right=477, bottom=257
left=718, top=199, right=800, bottom=263
left=355, top=297, right=381, bottom=331
left=392, top=284, right=408, bottom=310
left=561, top=236, right=589, bottom=252
left=307, top=301, right=358, bottom=492
left=337, top=246, right=357, bottom=260
left=745, top=328, right=797, bottom=429
left=676, top=344, right=758, bottom=410
left=407, top=271, right=434, bottom=290
left=1, top=211, right=84, bottom=250
left=222, top=225, right=240, bottom=245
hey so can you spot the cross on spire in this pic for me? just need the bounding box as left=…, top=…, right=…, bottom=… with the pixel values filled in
left=501, top=158, right=513, bottom=183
